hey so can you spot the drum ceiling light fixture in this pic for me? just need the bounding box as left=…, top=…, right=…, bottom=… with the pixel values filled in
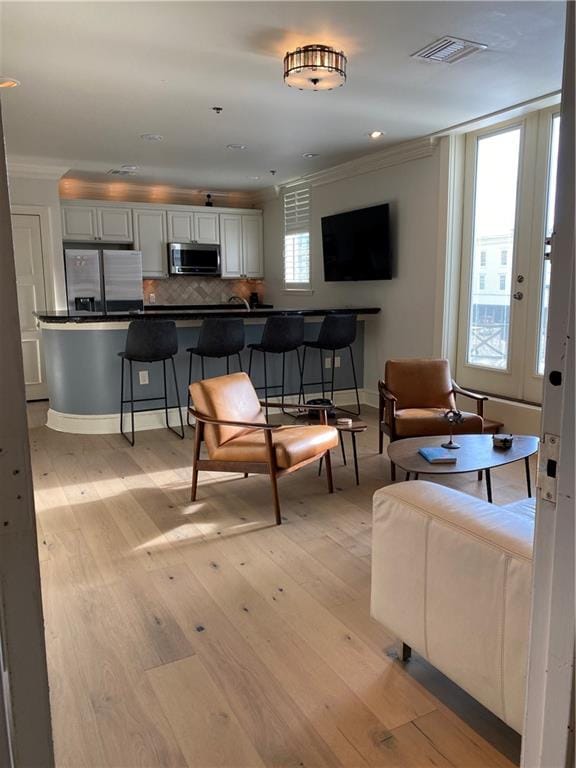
left=283, top=44, right=347, bottom=91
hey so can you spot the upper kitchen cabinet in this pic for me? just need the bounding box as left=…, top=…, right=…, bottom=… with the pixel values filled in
left=62, top=204, right=133, bottom=242
left=220, top=213, right=263, bottom=279
left=167, top=210, right=219, bottom=244
left=133, top=209, right=168, bottom=278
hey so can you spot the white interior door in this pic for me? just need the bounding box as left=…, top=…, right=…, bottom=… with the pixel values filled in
left=11, top=214, right=48, bottom=400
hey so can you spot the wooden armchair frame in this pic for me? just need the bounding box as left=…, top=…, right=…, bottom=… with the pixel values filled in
left=189, top=400, right=334, bottom=526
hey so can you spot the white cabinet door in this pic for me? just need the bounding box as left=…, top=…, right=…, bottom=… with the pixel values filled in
left=11, top=214, right=48, bottom=400
left=220, top=215, right=243, bottom=278
left=194, top=212, right=220, bottom=244
left=133, top=209, right=168, bottom=278
left=62, top=205, right=98, bottom=240
left=167, top=211, right=194, bottom=242
left=98, top=207, right=133, bottom=242
left=242, top=215, right=264, bottom=278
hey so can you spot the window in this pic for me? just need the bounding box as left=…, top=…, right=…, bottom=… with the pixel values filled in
left=480, top=251, right=487, bottom=267
left=500, top=250, right=508, bottom=265
left=499, top=274, right=506, bottom=290
left=283, top=186, right=311, bottom=288
left=479, top=274, right=486, bottom=290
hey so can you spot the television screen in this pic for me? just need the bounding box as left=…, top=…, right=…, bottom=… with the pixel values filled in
left=321, top=203, right=392, bottom=281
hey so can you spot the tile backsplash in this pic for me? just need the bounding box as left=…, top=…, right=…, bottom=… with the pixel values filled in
left=143, top=276, right=265, bottom=306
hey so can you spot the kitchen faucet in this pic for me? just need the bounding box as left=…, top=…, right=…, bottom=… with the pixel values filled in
left=227, top=295, right=250, bottom=310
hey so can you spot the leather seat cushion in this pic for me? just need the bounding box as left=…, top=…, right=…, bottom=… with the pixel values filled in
left=394, top=408, right=483, bottom=437
left=211, top=425, right=338, bottom=468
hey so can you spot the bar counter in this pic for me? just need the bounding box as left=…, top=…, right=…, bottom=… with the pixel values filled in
left=37, top=307, right=379, bottom=434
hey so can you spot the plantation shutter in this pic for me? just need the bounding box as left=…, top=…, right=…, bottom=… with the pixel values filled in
left=283, top=186, right=310, bottom=285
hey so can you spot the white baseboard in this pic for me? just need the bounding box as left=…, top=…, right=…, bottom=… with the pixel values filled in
left=46, top=389, right=375, bottom=434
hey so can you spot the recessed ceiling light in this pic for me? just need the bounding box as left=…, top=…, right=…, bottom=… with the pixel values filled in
left=247, top=175, right=261, bottom=180
left=226, top=144, right=247, bottom=150
left=0, top=76, right=20, bottom=89
left=368, top=130, right=385, bottom=139
left=140, top=133, right=164, bottom=142
left=120, top=164, right=139, bottom=171
left=107, top=169, right=137, bottom=176
left=302, top=153, right=319, bottom=159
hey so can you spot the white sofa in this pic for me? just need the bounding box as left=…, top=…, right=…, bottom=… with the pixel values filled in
left=371, top=481, right=535, bottom=733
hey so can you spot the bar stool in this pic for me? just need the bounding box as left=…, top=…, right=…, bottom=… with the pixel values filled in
left=186, top=317, right=245, bottom=425
left=248, top=315, right=305, bottom=417
left=301, top=314, right=361, bottom=416
left=119, top=319, right=185, bottom=446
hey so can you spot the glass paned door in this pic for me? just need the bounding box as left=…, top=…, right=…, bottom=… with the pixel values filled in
left=467, top=128, right=521, bottom=370
left=457, top=107, right=561, bottom=403
left=537, top=114, right=560, bottom=375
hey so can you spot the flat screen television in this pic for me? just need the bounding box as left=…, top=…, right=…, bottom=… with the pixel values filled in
left=321, top=203, right=392, bottom=281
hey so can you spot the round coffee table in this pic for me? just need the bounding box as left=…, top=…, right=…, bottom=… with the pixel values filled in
left=387, top=434, right=539, bottom=503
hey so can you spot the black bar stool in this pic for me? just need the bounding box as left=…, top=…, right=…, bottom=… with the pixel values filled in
left=248, top=315, right=305, bottom=417
left=301, top=314, right=361, bottom=416
left=119, top=319, right=185, bottom=446
left=186, top=317, right=245, bottom=425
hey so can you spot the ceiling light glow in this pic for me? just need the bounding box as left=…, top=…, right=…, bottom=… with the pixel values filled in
left=0, top=76, right=20, bottom=89
left=368, top=131, right=385, bottom=139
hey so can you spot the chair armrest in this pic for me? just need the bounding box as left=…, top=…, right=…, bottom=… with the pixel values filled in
left=188, top=406, right=276, bottom=431
left=378, top=380, right=397, bottom=403
left=452, top=381, right=488, bottom=401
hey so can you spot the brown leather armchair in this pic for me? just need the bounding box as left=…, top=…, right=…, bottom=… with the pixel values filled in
left=189, top=372, right=339, bottom=525
left=378, top=359, right=488, bottom=480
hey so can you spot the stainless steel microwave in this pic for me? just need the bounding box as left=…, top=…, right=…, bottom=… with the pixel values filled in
left=168, top=242, right=221, bottom=276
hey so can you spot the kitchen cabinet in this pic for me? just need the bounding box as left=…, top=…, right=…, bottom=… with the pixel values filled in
left=242, top=215, right=264, bottom=278
left=62, top=204, right=133, bottom=242
left=167, top=210, right=219, bottom=244
left=133, top=209, right=168, bottom=278
left=220, top=214, right=264, bottom=279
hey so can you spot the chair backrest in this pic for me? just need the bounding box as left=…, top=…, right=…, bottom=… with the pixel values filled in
left=385, top=358, right=456, bottom=410
left=196, top=317, right=245, bottom=357
left=259, top=315, right=305, bottom=353
left=125, top=319, right=178, bottom=362
left=317, top=314, right=357, bottom=349
left=190, top=372, right=265, bottom=454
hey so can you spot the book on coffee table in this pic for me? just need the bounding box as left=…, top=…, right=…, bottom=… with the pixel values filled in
left=418, top=447, right=457, bottom=464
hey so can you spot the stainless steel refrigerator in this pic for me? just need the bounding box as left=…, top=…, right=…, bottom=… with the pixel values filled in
left=65, top=249, right=144, bottom=313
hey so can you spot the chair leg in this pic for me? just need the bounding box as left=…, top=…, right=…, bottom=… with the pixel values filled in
left=263, top=351, right=269, bottom=419
left=265, top=430, right=281, bottom=525
left=300, top=346, right=307, bottom=404
left=281, top=351, right=288, bottom=415
left=201, top=356, right=205, bottom=380
left=129, top=360, right=135, bottom=446
left=478, top=470, right=483, bottom=481
left=378, top=395, right=384, bottom=454
left=324, top=449, right=334, bottom=494
left=119, top=356, right=125, bottom=438
left=162, top=359, right=169, bottom=428
left=226, top=356, right=230, bottom=375
left=349, top=345, right=361, bottom=416
left=237, top=352, right=243, bottom=373
left=191, top=421, right=202, bottom=501
left=186, top=350, right=194, bottom=426
left=248, top=347, right=253, bottom=377
left=295, top=348, right=304, bottom=406
left=169, top=355, right=185, bottom=439
left=330, top=349, right=336, bottom=405
left=401, top=643, right=412, bottom=662
left=319, top=347, right=325, bottom=400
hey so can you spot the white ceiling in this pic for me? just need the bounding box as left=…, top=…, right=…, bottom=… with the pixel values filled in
left=0, top=1, right=565, bottom=191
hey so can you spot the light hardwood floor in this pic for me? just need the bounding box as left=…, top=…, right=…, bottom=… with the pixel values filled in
left=29, top=403, right=528, bottom=768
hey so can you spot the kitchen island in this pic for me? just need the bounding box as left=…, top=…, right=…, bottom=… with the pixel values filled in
left=37, top=306, right=380, bottom=434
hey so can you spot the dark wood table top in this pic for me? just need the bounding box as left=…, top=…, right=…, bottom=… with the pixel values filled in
left=387, top=434, right=539, bottom=475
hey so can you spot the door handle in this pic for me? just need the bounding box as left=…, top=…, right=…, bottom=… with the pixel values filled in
left=513, top=291, right=524, bottom=300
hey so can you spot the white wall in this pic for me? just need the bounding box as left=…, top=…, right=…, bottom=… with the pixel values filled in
left=262, top=145, right=442, bottom=402
left=7, top=174, right=66, bottom=309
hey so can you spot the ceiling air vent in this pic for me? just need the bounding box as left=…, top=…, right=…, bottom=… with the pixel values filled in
left=411, top=36, right=487, bottom=64
left=107, top=168, right=137, bottom=176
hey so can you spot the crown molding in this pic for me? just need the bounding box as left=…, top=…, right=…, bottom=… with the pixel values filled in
left=7, top=157, right=70, bottom=180
left=281, top=136, right=439, bottom=192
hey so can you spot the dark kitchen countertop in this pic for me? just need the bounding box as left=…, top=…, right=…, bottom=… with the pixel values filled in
left=36, top=306, right=381, bottom=323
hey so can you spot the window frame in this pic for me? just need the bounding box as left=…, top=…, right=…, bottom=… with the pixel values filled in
left=282, top=186, right=312, bottom=292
